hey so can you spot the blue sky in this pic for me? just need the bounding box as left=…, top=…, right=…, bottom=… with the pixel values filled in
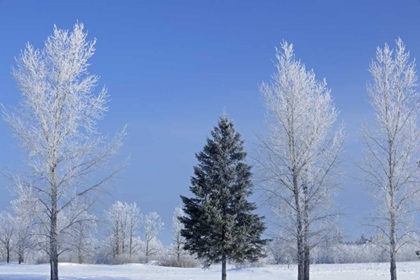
left=1, top=0, right=420, bottom=244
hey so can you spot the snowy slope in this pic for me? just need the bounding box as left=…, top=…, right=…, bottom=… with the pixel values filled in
left=0, top=262, right=419, bottom=280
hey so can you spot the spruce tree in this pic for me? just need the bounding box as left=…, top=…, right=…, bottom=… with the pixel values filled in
left=180, top=115, right=267, bottom=280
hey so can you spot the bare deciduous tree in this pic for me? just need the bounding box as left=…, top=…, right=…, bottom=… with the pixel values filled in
left=105, top=201, right=126, bottom=262
left=105, top=201, right=141, bottom=263
left=142, top=211, right=164, bottom=263
left=257, top=41, right=344, bottom=280
left=360, top=38, right=420, bottom=280
left=11, top=183, right=39, bottom=264
left=2, top=23, right=125, bottom=280
left=0, top=211, right=15, bottom=263
left=171, top=206, right=186, bottom=265
left=65, top=201, right=97, bottom=264
left=126, top=203, right=141, bottom=259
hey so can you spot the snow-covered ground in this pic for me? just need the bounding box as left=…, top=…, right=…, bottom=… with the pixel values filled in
left=0, top=262, right=419, bottom=280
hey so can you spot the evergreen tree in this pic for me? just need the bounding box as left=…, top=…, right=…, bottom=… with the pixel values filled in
left=180, top=115, right=267, bottom=280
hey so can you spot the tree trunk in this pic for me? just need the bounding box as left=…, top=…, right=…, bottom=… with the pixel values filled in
left=388, top=146, right=397, bottom=280
left=145, top=240, right=149, bottom=263
left=221, top=253, right=227, bottom=280
left=304, top=247, right=310, bottom=280
left=176, top=243, right=181, bottom=265
left=6, top=245, right=10, bottom=263
left=390, top=250, right=397, bottom=280
left=303, top=181, right=310, bottom=280
left=18, top=250, right=24, bottom=264
left=50, top=166, right=59, bottom=280
left=297, top=237, right=304, bottom=280
left=50, top=257, right=58, bottom=280
left=50, top=210, right=58, bottom=280
left=129, top=233, right=133, bottom=259
left=293, top=174, right=304, bottom=280
left=390, top=205, right=397, bottom=280
left=78, top=246, right=83, bottom=264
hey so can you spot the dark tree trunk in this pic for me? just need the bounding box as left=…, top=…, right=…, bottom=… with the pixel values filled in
left=390, top=251, right=397, bottom=280
left=50, top=167, right=59, bottom=280
left=18, top=251, right=24, bottom=264
left=146, top=241, right=149, bottom=263
left=390, top=214, right=397, bottom=280
left=304, top=247, right=310, bottom=280
left=297, top=238, right=304, bottom=280
left=78, top=247, right=83, bottom=264
left=176, top=243, right=181, bottom=265
left=388, top=157, right=397, bottom=280
left=50, top=210, right=58, bottom=280
left=303, top=181, right=310, bottom=280
left=50, top=257, right=58, bottom=280
left=129, top=234, right=133, bottom=259
left=221, top=253, right=227, bottom=280
left=6, top=245, right=10, bottom=263
left=293, top=174, right=304, bottom=280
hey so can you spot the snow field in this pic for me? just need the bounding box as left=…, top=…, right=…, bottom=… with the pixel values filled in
left=0, top=262, right=420, bottom=280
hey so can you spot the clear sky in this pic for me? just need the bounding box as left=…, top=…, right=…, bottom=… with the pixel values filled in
left=0, top=0, right=420, bottom=244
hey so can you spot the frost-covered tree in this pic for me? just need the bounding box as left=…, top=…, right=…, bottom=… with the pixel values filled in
left=106, top=201, right=127, bottom=262
left=142, top=211, right=164, bottom=263
left=11, top=182, right=39, bottom=264
left=105, top=201, right=141, bottom=263
left=268, top=234, right=296, bottom=265
left=2, top=23, right=125, bottom=280
left=65, top=201, right=97, bottom=264
left=257, top=42, right=344, bottom=280
left=360, top=38, right=420, bottom=280
left=172, top=206, right=186, bottom=265
left=0, top=212, right=15, bottom=263
left=180, top=115, right=267, bottom=280
left=126, top=203, right=141, bottom=259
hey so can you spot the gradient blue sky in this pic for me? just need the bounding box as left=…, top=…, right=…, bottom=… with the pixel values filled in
left=1, top=0, right=420, bottom=244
